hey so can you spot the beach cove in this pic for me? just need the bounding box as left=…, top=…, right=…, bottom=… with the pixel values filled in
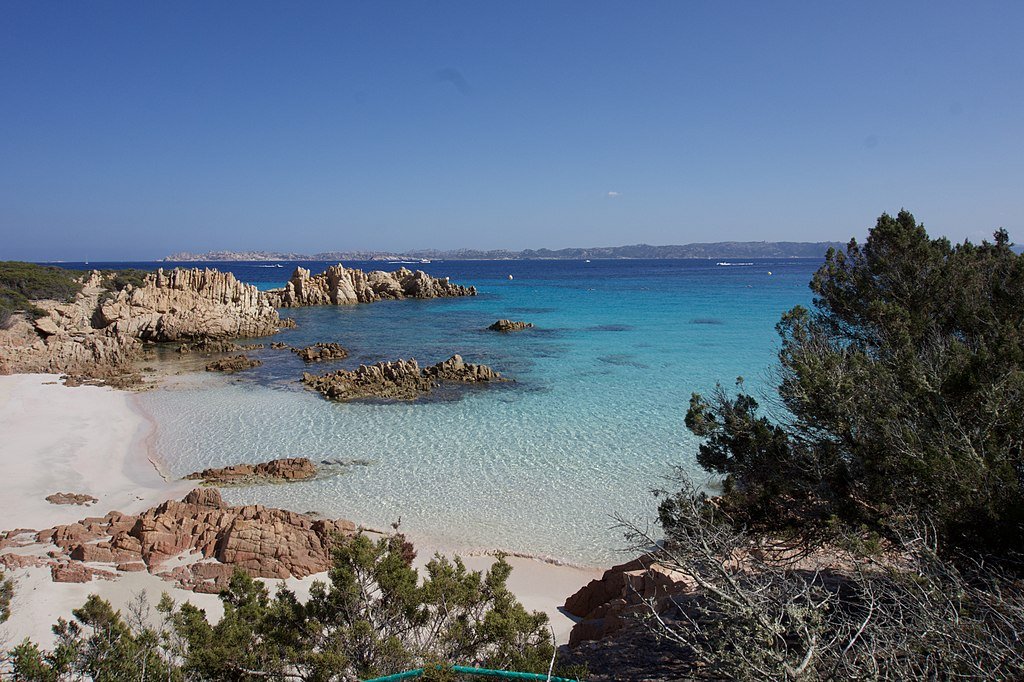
left=136, top=258, right=817, bottom=565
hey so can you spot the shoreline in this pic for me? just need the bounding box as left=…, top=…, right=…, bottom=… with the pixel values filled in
left=0, top=374, right=600, bottom=646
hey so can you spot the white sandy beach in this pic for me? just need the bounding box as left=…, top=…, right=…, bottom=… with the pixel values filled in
left=0, top=374, right=598, bottom=648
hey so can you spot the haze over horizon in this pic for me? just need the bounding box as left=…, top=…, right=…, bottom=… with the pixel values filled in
left=2, top=2, right=1023, bottom=261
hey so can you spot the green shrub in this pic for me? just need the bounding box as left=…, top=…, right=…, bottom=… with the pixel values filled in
left=0, top=261, right=83, bottom=302
left=685, top=210, right=1024, bottom=553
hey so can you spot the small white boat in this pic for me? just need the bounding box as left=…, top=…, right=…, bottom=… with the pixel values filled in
left=508, top=274, right=514, bottom=280
left=585, top=259, right=591, bottom=263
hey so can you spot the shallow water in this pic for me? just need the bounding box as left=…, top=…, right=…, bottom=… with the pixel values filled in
left=125, top=258, right=817, bottom=565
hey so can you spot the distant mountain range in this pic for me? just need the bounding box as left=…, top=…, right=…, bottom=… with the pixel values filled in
left=163, top=241, right=847, bottom=262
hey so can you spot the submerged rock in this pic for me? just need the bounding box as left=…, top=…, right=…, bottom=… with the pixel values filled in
left=184, top=457, right=317, bottom=485
left=205, top=354, right=262, bottom=373
left=487, top=319, right=534, bottom=332
left=266, top=265, right=476, bottom=307
left=292, top=342, right=349, bottom=363
left=303, top=354, right=505, bottom=402
left=178, top=338, right=242, bottom=354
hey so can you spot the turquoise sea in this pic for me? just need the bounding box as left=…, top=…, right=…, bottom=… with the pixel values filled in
left=83, top=259, right=820, bottom=566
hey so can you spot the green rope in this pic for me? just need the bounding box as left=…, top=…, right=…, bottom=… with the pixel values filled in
left=363, top=665, right=579, bottom=681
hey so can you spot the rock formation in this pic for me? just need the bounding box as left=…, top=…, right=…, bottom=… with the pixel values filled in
left=301, top=352, right=505, bottom=401
left=487, top=319, right=534, bottom=332
left=95, top=268, right=280, bottom=341
left=562, top=557, right=694, bottom=646
left=0, top=268, right=284, bottom=378
left=1, top=489, right=357, bottom=593
left=205, top=354, right=263, bottom=373
left=266, top=265, right=476, bottom=307
left=292, top=342, right=349, bottom=363
left=184, top=457, right=317, bottom=485
left=45, top=492, right=99, bottom=506
left=302, top=354, right=504, bottom=402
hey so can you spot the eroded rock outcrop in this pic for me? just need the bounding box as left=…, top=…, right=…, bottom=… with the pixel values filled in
left=0, top=268, right=283, bottom=378
left=267, top=265, right=476, bottom=307
left=302, top=354, right=504, bottom=402
left=185, top=457, right=317, bottom=485
left=1, top=489, right=357, bottom=593
left=292, top=342, right=349, bottom=363
left=487, top=319, right=534, bottom=332
left=205, top=354, right=263, bottom=373
left=96, top=268, right=280, bottom=341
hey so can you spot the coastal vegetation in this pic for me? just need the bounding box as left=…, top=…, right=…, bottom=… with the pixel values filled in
left=0, top=262, right=82, bottom=327
left=5, top=535, right=579, bottom=681
left=685, top=210, right=1024, bottom=551
left=624, top=210, right=1024, bottom=679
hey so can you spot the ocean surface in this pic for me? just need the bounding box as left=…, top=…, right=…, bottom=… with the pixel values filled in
left=64, top=258, right=820, bottom=565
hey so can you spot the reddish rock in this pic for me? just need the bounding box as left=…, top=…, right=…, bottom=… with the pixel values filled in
left=51, top=562, right=114, bottom=583
left=0, top=553, right=51, bottom=570
left=70, top=543, right=116, bottom=563
left=564, top=556, right=694, bottom=646
left=20, top=489, right=358, bottom=592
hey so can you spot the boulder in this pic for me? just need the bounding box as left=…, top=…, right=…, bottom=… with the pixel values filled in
left=487, top=319, right=534, bottom=332
left=563, top=556, right=695, bottom=646
left=292, top=342, right=349, bottom=363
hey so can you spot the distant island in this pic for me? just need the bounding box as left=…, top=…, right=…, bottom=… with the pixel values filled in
left=163, top=241, right=846, bottom=262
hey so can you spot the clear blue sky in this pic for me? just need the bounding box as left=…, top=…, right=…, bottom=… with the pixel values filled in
left=2, top=1, right=1022, bottom=260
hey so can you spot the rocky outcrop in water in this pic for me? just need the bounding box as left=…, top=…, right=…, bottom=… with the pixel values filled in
left=184, top=457, right=317, bottom=485
left=302, top=354, right=504, bottom=402
left=487, top=319, right=534, bottom=332
left=0, top=268, right=283, bottom=378
left=1, top=489, right=357, bottom=592
left=205, top=354, right=263, bottom=373
left=292, top=342, right=349, bottom=363
left=266, top=265, right=476, bottom=307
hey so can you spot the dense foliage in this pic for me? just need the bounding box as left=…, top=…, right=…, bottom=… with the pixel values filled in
left=0, top=262, right=82, bottom=327
left=5, top=534, right=575, bottom=681
left=685, top=210, right=1024, bottom=551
